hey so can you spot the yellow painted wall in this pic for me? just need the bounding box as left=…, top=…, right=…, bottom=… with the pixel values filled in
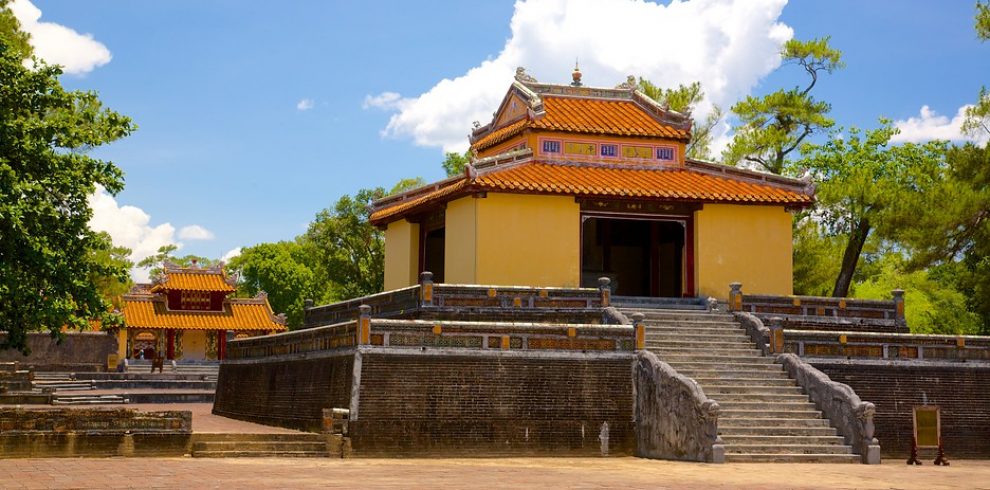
left=116, top=330, right=127, bottom=359
left=383, top=219, right=420, bottom=290
left=444, top=196, right=478, bottom=284
left=181, top=330, right=209, bottom=361
left=474, top=193, right=580, bottom=287
left=695, top=204, right=793, bottom=299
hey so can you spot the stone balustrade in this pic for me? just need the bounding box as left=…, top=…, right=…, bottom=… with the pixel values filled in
left=0, top=408, right=192, bottom=434
left=633, top=351, right=723, bottom=463
left=728, top=283, right=906, bottom=334
left=782, top=330, right=990, bottom=361
left=777, top=354, right=881, bottom=464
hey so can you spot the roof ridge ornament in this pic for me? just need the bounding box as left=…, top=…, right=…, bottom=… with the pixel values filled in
left=571, top=60, right=583, bottom=87
left=615, top=75, right=637, bottom=90
left=514, top=66, right=538, bottom=84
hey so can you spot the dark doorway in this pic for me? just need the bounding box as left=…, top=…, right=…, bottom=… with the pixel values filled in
left=420, top=226, right=445, bottom=283
left=581, top=216, right=686, bottom=297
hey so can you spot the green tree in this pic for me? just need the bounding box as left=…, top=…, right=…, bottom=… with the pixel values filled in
left=137, top=244, right=217, bottom=281
left=978, top=1, right=990, bottom=40
left=0, top=0, right=30, bottom=58
left=799, top=122, right=947, bottom=297
left=724, top=37, right=844, bottom=174
left=791, top=219, right=844, bottom=296
left=89, top=232, right=134, bottom=309
left=637, top=79, right=722, bottom=160
left=228, top=240, right=324, bottom=328
left=441, top=151, right=471, bottom=177
left=0, top=38, right=135, bottom=351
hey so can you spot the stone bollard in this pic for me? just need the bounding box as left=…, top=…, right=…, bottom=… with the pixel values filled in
left=631, top=312, right=646, bottom=351
left=358, top=304, right=372, bottom=345
left=598, top=277, right=612, bottom=307
left=891, top=289, right=906, bottom=328
left=768, top=316, right=784, bottom=354
left=729, top=283, right=743, bottom=311
left=420, top=271, right=435, bottom=307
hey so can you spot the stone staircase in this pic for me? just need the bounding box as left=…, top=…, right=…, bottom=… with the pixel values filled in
left=51, top=393, right=128, bottom=405
left=191, top=433, right=331, bottom=458
left=126, top=361, right=219, bottom=381
left=32, top=373, right=96, bottom=391
left=620, top=307, right=859, bottom=463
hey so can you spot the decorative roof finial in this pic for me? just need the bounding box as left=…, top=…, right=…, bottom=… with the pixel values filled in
left=571, top=60, right=583, bottom=87
left=514, top=66, right=538, bottom=84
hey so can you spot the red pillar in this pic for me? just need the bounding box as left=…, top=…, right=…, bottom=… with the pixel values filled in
left=166, top=329, right=175, bottom=360
left=217, top=330, right=227, bottom=360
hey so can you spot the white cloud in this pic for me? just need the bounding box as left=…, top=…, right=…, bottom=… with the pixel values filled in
left=891, top=105, right=988, bottom=145
left=10, top=0, right=112, bottom=75
left=178, top=225, right=215, bottom=241
left=296, top=98, right=315, bottom=111
left=362, top=91, right=403, bottom=110
left=363, top=0, right=792, bottom=152
left=88, top=187, right=180, bottom=282
left=221, top=247, right=242, bottom=262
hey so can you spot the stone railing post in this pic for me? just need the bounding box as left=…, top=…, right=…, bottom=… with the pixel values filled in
left=304, top=298, right=314, bottom=309
left=358, top=304, right=372, bottom=345
left=769, top=316, right=784, bottom=354
left=420, top=271, right=434, bottom=307
left=598, top=277, right=612, bottom=307
left=891, top=289, right=905, bottom=327
left=729, top=283, right=743, bottom=311
left=632, top=312, right=646, bottom=351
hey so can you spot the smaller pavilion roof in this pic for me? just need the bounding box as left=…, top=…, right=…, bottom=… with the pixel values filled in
left=150, top=263, right=237, bottom=293
left=122, top=294, right=287, bottom=332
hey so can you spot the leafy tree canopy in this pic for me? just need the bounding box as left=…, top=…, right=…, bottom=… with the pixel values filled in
left=724, top=37, right=844, bottom=174
left=441, top=151, right=471, bottom=177
left=0, top=36, right=135, bottom=351
left=637, top=79, right=722, bottom=161
left=227, top=239, right=324, bottom=329
left=136, top=244, right=217, bottom=281
left=799, top=121, right=947, bottom=297
left=978, top=1, right=990, bottom=40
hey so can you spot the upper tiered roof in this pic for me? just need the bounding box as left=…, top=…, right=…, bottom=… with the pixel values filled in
left=370, top=68, right=815, bottom=225
left=150, top=262, right=237, bottom=293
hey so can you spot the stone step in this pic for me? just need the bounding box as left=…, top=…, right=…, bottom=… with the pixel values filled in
left=671, top=370, right=790, bottom=380
left=725, top=453, right=860, bottom=463
left=645, top=340, right=756, bottom=350
left=651, top=348, right=763, bottom=357
left=193, top=433, right=322, bottom=442
left=716, top=401, right=818, bottom=411
left=193, top=441, right=327, bottom=453
left=192, top=450, right=327, bottom=458
left=720, top=435, right=847, bottom=446
left=51, top=395, right=128, bottom=405
left=663, top=357, right=777, bottom=366
left=724, top=444, right=852, bottom=455
left=707, top=393, right=811, bottom=403
left=645, top=332, right=751, bottom=342
left=719, top=409, right=823, bottom=420
left=703, top=386, right=805, bottom=396
left=692, top=377, right=796, bottom=387
left=719, top=417, right=831, bottom=428
left=719, top=426, right=838, bottom=437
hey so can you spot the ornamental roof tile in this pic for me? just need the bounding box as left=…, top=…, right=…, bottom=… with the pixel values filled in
left=122, top=296, right=287, bottom=331
left=470, top=96, right=690, bottom=152
left=151, top=270, right=236, bottom=293
left=369, top=159, right=813, bottom=224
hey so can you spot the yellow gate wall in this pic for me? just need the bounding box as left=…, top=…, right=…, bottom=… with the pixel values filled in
left=695, top=204, right=794, bottom=299
left=383, top=219, right=420, bottom=290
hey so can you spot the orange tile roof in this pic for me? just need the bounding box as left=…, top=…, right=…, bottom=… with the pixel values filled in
left=472, top=118, right=529, bottom=152
left=152, top=271, right=236, bottom=293
left=475, top=162, right=812, bottom=203
left=471, top=96, right=690, bottom=152
left=122, top=297, right=287, bottom=331
left=370, top=160, right=812, bottom=224
left=534, top=97, right=690, bottom=140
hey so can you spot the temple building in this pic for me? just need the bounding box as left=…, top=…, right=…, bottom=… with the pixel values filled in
left=118, top=263, right=286, bottom=361
left=370, top=68, right=814, bottom=299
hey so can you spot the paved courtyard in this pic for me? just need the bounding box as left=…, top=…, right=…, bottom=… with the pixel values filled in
left=1, top=457, right=988, bottom=490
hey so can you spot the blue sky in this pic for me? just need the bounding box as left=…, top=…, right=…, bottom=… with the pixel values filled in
left=15, top=1, right=989, bottom=279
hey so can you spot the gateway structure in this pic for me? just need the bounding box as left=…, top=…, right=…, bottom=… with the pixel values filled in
left=371, top=68, right=813, bottom=299
left=118, top=263, right=286, bottom=361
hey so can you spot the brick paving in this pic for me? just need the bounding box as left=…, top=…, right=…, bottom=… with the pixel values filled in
left=0, top=458, right=988, bottom=490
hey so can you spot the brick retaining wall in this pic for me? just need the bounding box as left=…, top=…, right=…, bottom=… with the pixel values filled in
left=811, top=359, right=990, bottom=458
left=348, top=349, right=635, bottom=457
left=212, top=351, right=354, bottom=432
left=0, top=332, right=118, bottom=372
